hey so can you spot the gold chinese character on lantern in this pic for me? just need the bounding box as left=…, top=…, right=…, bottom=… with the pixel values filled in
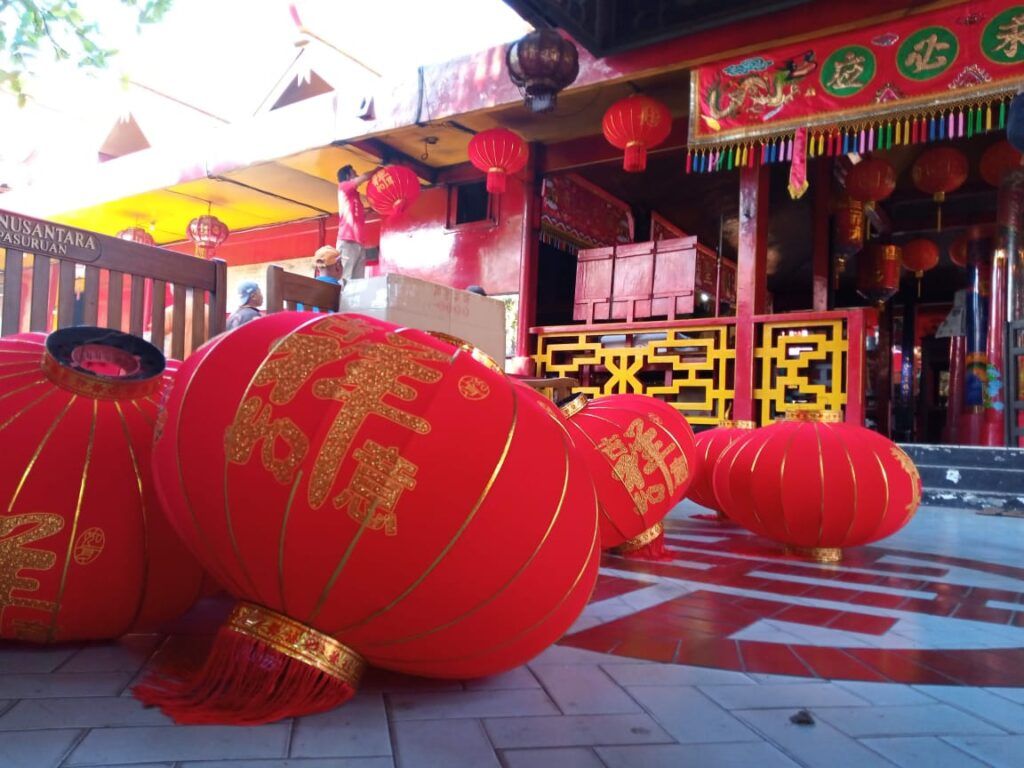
left=334, top=440, right=418, bottom=536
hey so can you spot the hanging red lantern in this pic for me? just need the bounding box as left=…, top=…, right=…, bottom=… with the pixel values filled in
left=912, top=147, right=968, bottom=231
left=117, top=227, right=155, bottom=246
left=950, top=237, right=968, bottom=268
left=688, top=420, right=756, bottom=519
left=467, top=128, right=529, bottom=195
left=0, top=329, right=201, bottom=643
left=367, top=165, right=421, bottom=216
left=136, top=312, right=599, bottom=724
left=902, top=237, right=940, bottom=297
left=980, top=140, right=1023, bottom=188
left=712, top=411, right=921, bottom=562
left=558, top=393, right=696, bottom=559
left=506, top=29, right=579, bottom=113
left=856, top=243, right=902, bottom=306
left=602, top=95, right=673, bottom=172
left=187, top=215, right=229, bottom=259
left=845, top=158, right=896, bottom=236
left=832, top=195, right=864, bottom=287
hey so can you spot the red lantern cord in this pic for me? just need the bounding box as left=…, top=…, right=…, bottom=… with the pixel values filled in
left=602, top=95, right=673, bottom=172
left=468, top=128, right=529, bottom=194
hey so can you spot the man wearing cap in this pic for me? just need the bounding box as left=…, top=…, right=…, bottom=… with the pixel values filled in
left=313, top=245, right=343, bottom=285
left=336, top=165, right=377, bottom=282
left=225, top=281, right=263, bottom=331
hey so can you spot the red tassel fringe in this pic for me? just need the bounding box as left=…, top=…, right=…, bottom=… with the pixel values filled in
left=617, top=530, right=674, bottom=561
left=133, top=624, right=357, bottom=725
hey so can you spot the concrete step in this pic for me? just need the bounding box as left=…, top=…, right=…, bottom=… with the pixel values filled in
left=898, top=443, right=1024, bottom=510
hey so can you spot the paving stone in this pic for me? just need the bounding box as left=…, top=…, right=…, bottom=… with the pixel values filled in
left=392, top=719, right=499, bottom=768
left=943, top=735, right=1024, bottom=768
left=184, top=759, right=394, bottom=768
left=626, top=686, right=759, bottom=744
left=812, top=704, right=1005, bottom=738
left=0, top=729, right=81, bottom=768
left=596, top=742, right=800, bottom=768
left=462, top=667, right=540, bottom=690
left=0, top=647, right=77, bottom=675
left=986, top=687, right=1024, bottom=705
left=58, top=635, right=162, bottom=673
left=0, top=696, right=171, bottom=730
left=529, top=646, right=640, bottom=666
left=389, top=689, right=558, bottom=720
left=501, top=747, right=605, bottom=768
left=734, top=708, right=897, bottom=768
left=699, top=682, right=870, bottom=710
left=530, top=664, right=641, bottom=715
left=484, top=713, right=674, bottom=748
left=833, top=681, right=937, bottom=706
left=602, top=663, right=755, bottom=687
left=290, top=693, right=391, bottom=758
left=913, top=685, right=1024, bottom=733
left=861, top=736, right=991, bottom=767
left=65, top=724, right=290, bottom=765
left=0, top=672, right=132, bottom=699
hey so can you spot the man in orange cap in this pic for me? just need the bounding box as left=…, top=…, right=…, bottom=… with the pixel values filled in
left=313, top=245, right=343, bottom=286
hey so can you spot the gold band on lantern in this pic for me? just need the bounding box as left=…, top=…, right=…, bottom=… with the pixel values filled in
left=786, top=546, right=842, bottom=564
left=423, top=331, right=504, bottom=374
left=783, top=409, right=841, bottom=424
left=226, top=602, right=366, bottom=687
left=733, top=420, right=756, bottom=429
left=41, top=351, right=161, bottom=400
left=614, top=522, right=664, bottom=554
left=559, top=393, right=588, bottom=419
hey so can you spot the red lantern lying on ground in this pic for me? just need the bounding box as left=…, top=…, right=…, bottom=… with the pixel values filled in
left=559, top=393, right=696, bottom=559
left=602, top=95, right=673, bottom=172
left=712, top=410, right=921, bottom=562
left=367, top=165, right=421, bottom=216
left=468, top=128, right=529, bottom=194
left=687, top=420, right=756, bottom=519
left=136, top=312, right=600, bottom=724
left=0, top=329, right=201, bottom=643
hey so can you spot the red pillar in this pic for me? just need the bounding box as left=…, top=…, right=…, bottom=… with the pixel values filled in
left=511, top=142, right=541, bottom=375
left=733, top=165, right=769, bottom=422
left=812, top=158, right=831, bottom=311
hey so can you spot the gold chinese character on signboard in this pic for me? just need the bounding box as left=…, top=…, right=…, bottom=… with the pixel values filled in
left=904, top=33, right=951, bottom=74
left=826, top=51, right=866, bottom=91
left=995, top=14, right=1024, bottom=59
left=335, top=440, right=418, bottom=536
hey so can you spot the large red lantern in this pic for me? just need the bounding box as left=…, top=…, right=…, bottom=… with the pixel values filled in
left=902, top=237, right=940, bottom=296
left=845, top=158, right=896, bottom=233
left=136, top=312, right=599, bottom=724
left=712, top=411, right=921, bottom=562
left=467, top=128, right=529, bottom=195
left=558, top=393, right=696, bottom=559
left=187, top=215, right=229, bottom=259
left=366, top=165, right=421, bottom=216
left=981, top=140, right=1023, bottom=188
left=506, top=29, right=579, bottom=113
left=688, top=420, right=756, bottom=519
left=856, top=243, right=902, bottom=306
left=602, top=95, right=673, bottom=172
left=912, top=147, right=968, bottom=231
left=0, top=329, right=201, bottom=643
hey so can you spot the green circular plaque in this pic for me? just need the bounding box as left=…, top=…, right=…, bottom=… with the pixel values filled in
left=821, top=45, right=876, bottom=97
left=897, top=26, right=959, bottom=81
left=982, top=7, right=1024, bottom=64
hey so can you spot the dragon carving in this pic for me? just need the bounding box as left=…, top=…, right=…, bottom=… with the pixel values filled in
left=702, top=51, right=818, bottom=131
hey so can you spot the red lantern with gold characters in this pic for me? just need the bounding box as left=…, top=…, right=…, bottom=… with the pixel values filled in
left=187, top=214, right=229, bottom=259
left=136, top=312, right=600, bottom=725
left=468, top=128, right=529, bottom=195
left=688, top=420, right=756, bottom=519
left=856, top=243, right=902, bottom=306
left=912, top=147, right=968, bottom=231
left=602, top=95, right=673, bottom=172
left=367, top=165, right=421, bottom=216
left=981, top=140, right=1023, bottom=188
left=558, top=393, right=696, bottom=559
left=712, top=411, right=921, bottom=562
left=0, top=329, right=201, bottom=644
left=845, top=158, right=896, bottom=238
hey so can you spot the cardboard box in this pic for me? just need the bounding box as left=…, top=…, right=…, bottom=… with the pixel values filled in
left=339, top=274, right=506, bottom=365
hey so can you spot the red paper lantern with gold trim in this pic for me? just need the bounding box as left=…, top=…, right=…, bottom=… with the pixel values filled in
left=602, top=95, right=673, bottom=172
left=366, top=165, right=420, bottom=216
left=712, top=411, right=921, bottom=562
left=912, top=147, right=968, bottom=231
left=688, top=420, right=756, bottom=518
left=136, top=312, right=599, bottom=724
left=0, top=329, right=201, bottom=643
left=558, top=393, right=696, bottom=558
left=468, top=128, right=529, bottom=195
left=845, top=158, right=896, bottom=215
left=856, top=243, right=902, bottom=306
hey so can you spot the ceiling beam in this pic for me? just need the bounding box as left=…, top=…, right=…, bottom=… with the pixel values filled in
left=337, top=139, right=439, bottom=185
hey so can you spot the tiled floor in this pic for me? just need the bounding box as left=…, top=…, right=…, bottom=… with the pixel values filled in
left=2, top=502, right=1023, bottom=767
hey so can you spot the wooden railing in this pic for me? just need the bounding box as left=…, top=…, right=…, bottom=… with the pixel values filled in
left=0, top=210, right=226, bottom=358
left=264, top=264, right=340, bottom=313
left=532, top=308, right=870, bottom=426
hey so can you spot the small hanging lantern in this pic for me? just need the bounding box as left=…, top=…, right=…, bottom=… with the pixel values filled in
left=856, top=243, right=902, bottom=307
left=901, top=238, right=940, bottom=296
left=187, top=215, right=229, bottom=260
left=912, top=147, right=968, bottom=232
left=506, top=29, right=579, bottom=113
left=366, top=165, right=420, bottom=216
left=467, top=128, right=529, bottom=195
left=980, top=140, right=1023, bottom=188
left=949, top=237, right=968, bottom=268
left=832, top=195, right=865, bottom=287
left=846, top=158, right=896, bottom=239
left=116, top=227, right=155, bottom=246
left=601, top=95, right=673, bottom=172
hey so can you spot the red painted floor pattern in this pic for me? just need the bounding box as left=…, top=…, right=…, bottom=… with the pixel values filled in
left=561, top=516, right=1024, bottom=686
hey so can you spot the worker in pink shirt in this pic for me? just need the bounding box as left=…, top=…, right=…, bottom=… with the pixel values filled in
left=336, top=164, right=378, bottom=283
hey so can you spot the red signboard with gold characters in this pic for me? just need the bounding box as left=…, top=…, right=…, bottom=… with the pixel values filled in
left=137, top=312, right=600, bottom=725
left=689, top=1, right=1024, bottom=166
